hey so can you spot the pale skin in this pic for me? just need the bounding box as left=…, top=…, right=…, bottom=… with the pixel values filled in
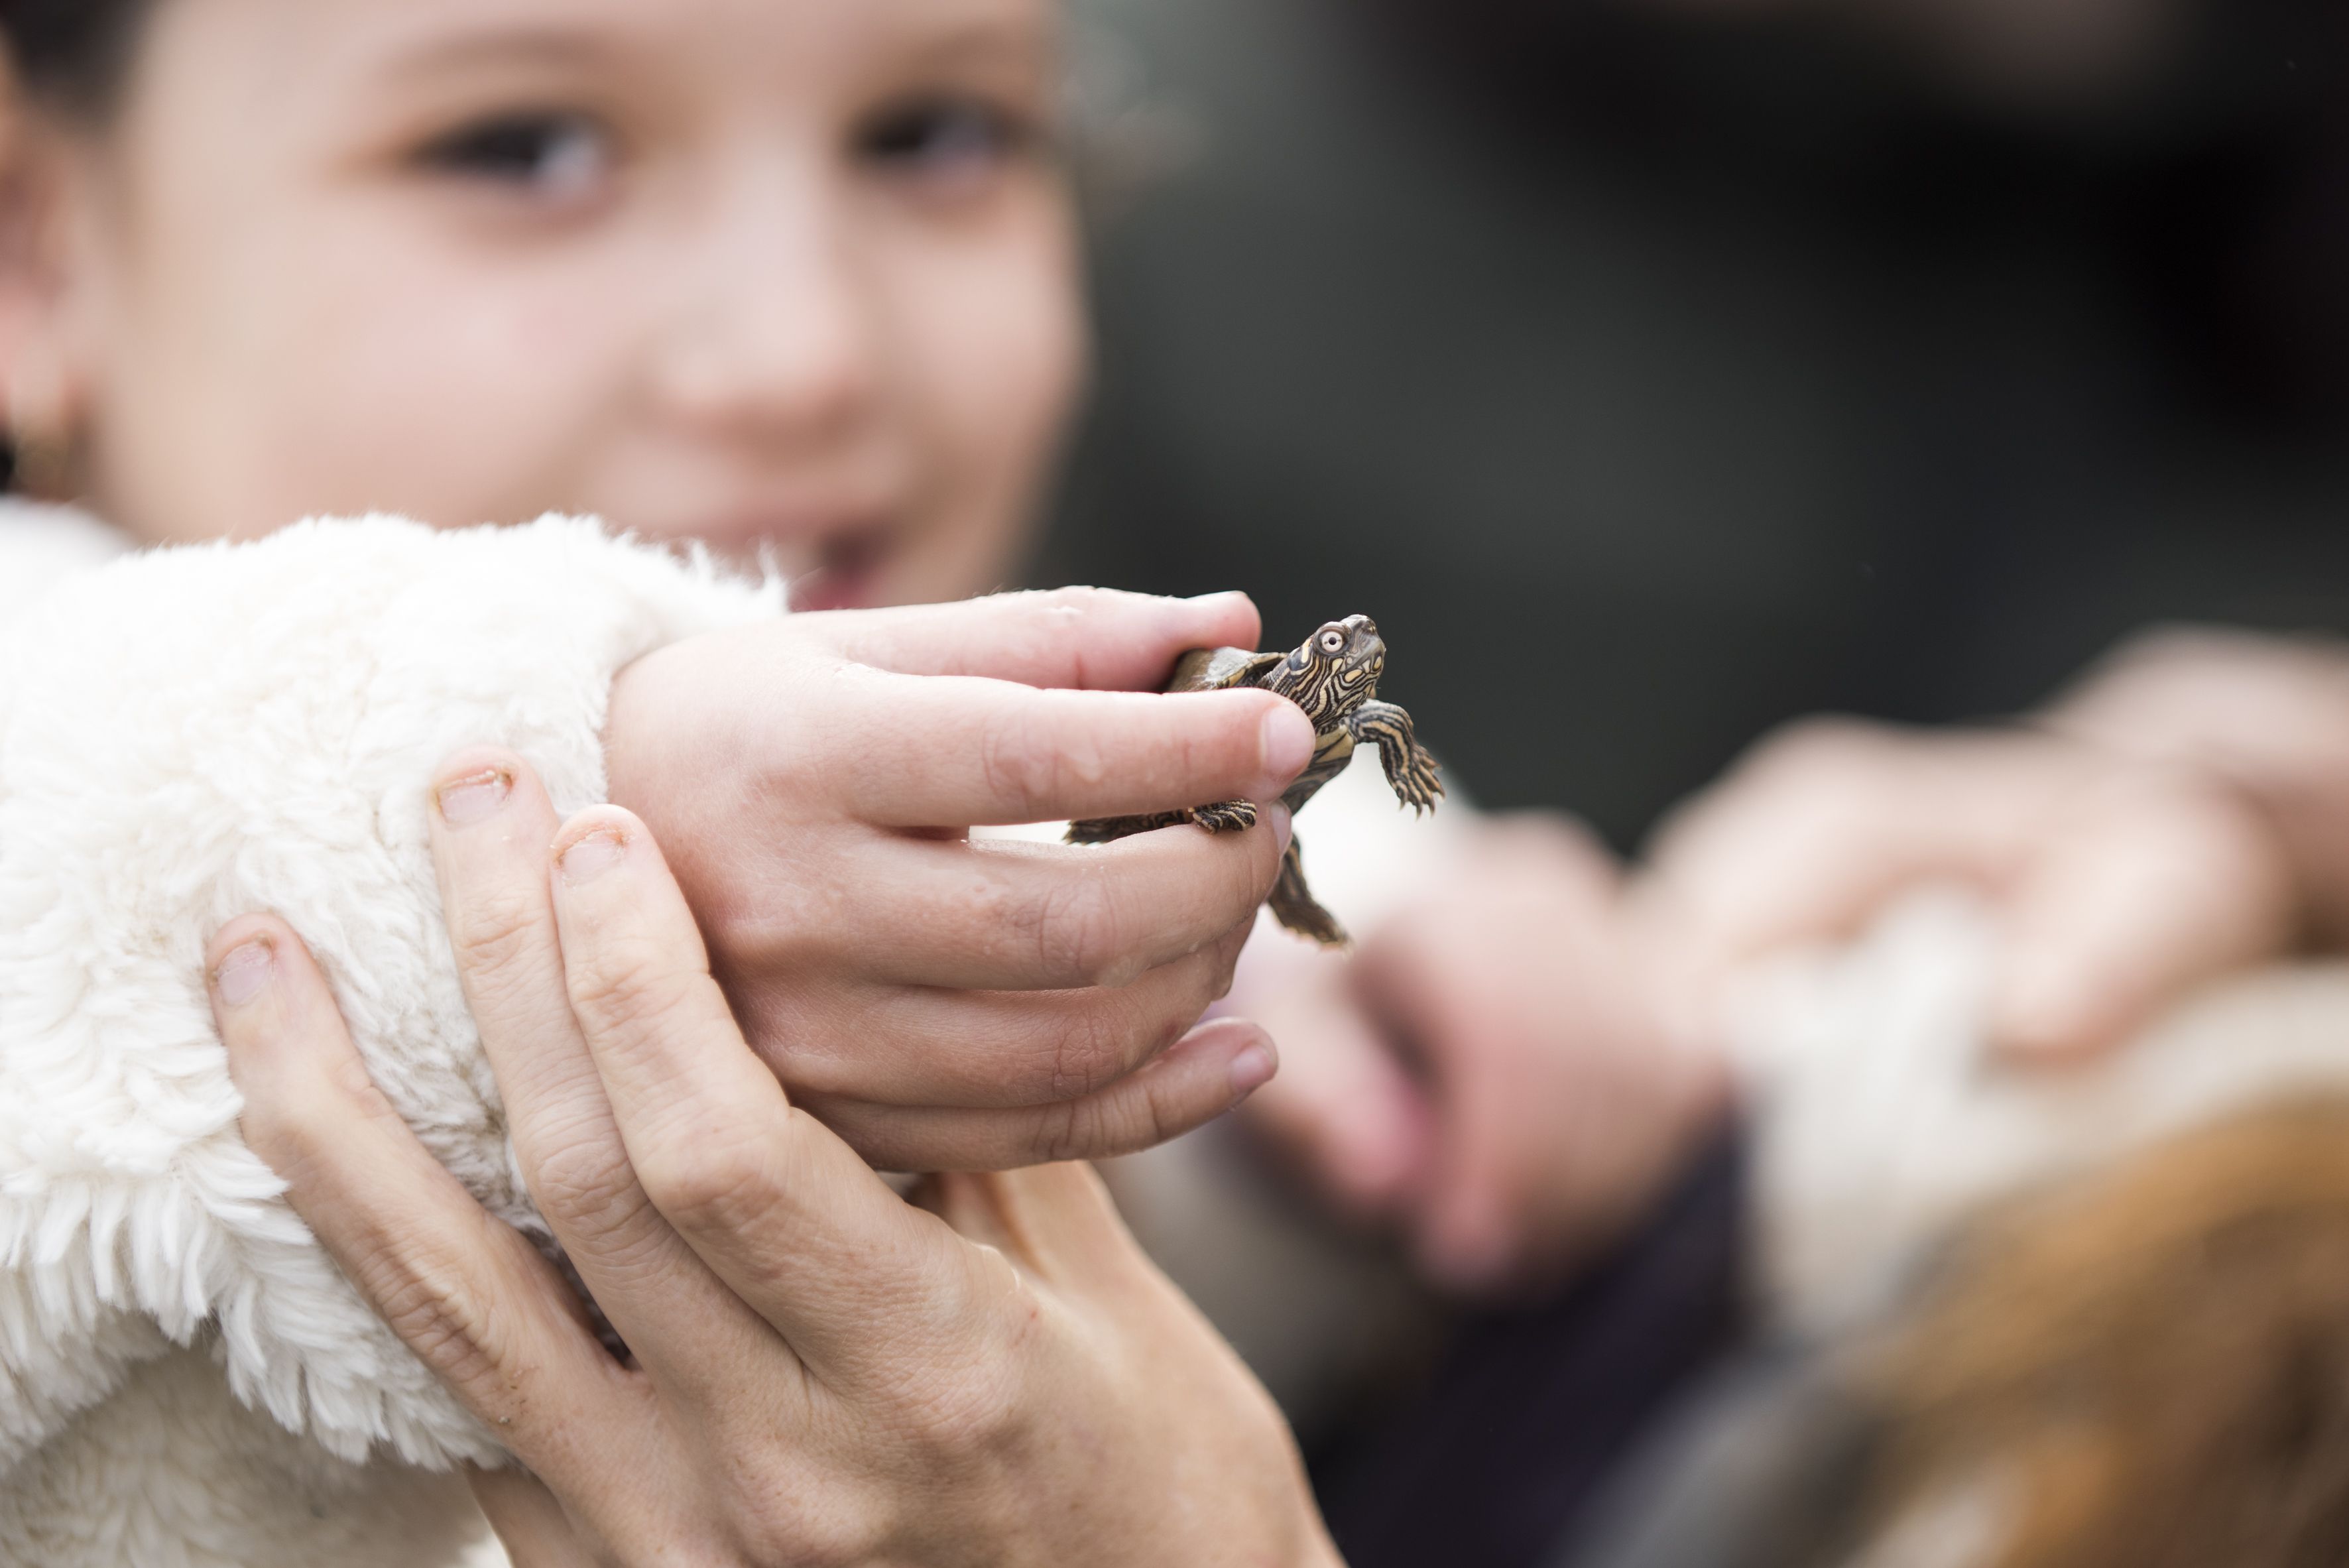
left=209, top=753, right=1341, bottom=1567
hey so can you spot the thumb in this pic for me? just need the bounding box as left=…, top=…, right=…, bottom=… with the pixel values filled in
left=1989, top=775, right=2296, bottom=1061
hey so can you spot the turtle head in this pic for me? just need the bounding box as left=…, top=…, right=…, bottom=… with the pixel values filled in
left=1273, top=614, right=1384, bottom=725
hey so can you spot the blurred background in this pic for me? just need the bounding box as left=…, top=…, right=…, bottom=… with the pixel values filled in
left=1036, top=10, right=2349, bottom=1563
left=1039, top=0, right=2349, bottom=844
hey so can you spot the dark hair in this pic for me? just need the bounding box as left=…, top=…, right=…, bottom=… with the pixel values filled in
left=0, top=0, right=155, bottom=116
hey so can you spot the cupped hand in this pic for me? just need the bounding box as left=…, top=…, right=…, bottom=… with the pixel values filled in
left=1638, top=713, right=2299, bottom=1063
left=208, top=759, right=1339, bottom=1568
left=1240, top=816, right=1728, bottom=1296
left=601, top=587, right=1314, bottom=1168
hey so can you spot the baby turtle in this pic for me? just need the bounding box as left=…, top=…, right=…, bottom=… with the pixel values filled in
left=1067, top=614, right=1442, bottom=946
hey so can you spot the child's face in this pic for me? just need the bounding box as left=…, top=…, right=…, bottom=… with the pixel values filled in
left=30, top=0, right=1082, bottom=607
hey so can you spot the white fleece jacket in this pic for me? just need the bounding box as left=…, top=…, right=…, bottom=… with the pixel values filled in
left=0, top=505, right=780, bottom=1566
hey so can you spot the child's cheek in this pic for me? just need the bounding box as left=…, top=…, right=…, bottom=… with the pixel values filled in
left=884, top=208, right=1087, bottom=604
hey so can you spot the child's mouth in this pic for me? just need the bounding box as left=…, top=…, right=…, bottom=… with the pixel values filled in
left=788, top=529, right=892, bottom=611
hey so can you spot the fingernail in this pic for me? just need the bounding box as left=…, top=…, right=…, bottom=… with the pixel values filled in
left=1186, top=589, right=1248, bottom=608
left=1269, top=802, right=1294, bottom=856
left=213, top=939, right=276, bottom=1008
left=1229, top=1041, right=1278, bottom=1099
left=1262, top=703, right=1315, bottom=781
left=556, top=826, right=629, bottom=884
left=436, top=768, right=511, bottom=827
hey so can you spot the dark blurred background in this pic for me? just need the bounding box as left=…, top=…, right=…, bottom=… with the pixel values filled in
left=1037, top=0, right=2349, bottom=846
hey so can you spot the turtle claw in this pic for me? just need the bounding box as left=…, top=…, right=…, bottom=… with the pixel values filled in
left=1189, top=799, right=1258, bottom=833
left=1394, top=760, right=1445, bottom=815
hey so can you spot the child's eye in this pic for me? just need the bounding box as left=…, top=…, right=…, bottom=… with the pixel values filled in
left=415, top=111, right=614, bottom=202
left=854, top=95, right=1038, bottom=185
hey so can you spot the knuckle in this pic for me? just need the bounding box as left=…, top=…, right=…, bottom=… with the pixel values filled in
left=902, top=1285, right=1036, bottom=1459
left=525, top=1128, right=648, bottom=1236
left=977, top=707, right=1054, bottom=812
left=1022, top=1081, right=1172, bottom=1164
left=632, top=1130, right=778, bottom=1236
left=1024, top=871, right=1126, bottom=986
left=1036, top=1000, right=1138, bottom=1102
left=246, top=1054, right=404, bottom=1183
left=442, top=887, right=544, bottom=981
left=358, top=1244, right=501, bottom=1393
left=565, top=935, right=687, bottom=1039
left=1027, top=1096, right=1094, bottom=1166
left=1034, top=583, right=1113, bottom=621
left=1132, top=1074, right=1186, bottom=1153
left=919, top=1362, right=1028, bottom=1463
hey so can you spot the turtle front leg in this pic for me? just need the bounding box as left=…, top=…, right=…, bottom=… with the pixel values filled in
left=1268, top=831, right=1349, bottom=947
left=1187, top=800, right=1258, bottom=833
left=1346, top=699, right=1444, bottom=814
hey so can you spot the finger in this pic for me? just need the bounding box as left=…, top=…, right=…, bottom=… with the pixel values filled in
left=798, top=1016, right=1281, bottom=1172
left=1989, top=775, right=2296, bottom=1061
left=749, top=922, right=1253, bottom=1110
left=821, top=666, right=1314, bottom=828
left=1350, top=913, right=1532, bottom=1291
left=544, top=806, right=985, bottom=1382
left=1639, top=722, right=2083, bottom=971
left=807, top=585, right=1262, bottom=690
left=1231, top=949, right=1433, bottom=1216
left=206, top=914, right=635, bottom=1488
left=428, top=753, right=772, bottom=1388
left=834, top=818, right=1286, bottom=991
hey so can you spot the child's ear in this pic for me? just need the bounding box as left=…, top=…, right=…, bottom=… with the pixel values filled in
left=0, top=58, right=97, bottom=494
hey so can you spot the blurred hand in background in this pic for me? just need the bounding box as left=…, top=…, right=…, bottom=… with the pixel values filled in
left=1242, top=627, right=2349, bottom=1297
left=1642, top=627, right=2349, bottom=1065
left=1240, top=817, right=1728, bottom=1297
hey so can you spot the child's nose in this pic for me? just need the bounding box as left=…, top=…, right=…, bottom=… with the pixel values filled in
left=654, top=184, right=880, bottom=448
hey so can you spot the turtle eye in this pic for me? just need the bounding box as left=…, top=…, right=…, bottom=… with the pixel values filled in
left=1319, top=630, right=1345, bottom=654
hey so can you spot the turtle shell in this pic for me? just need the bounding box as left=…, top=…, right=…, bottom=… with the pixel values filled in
left=1167, top=645, right=1284, bottom=694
